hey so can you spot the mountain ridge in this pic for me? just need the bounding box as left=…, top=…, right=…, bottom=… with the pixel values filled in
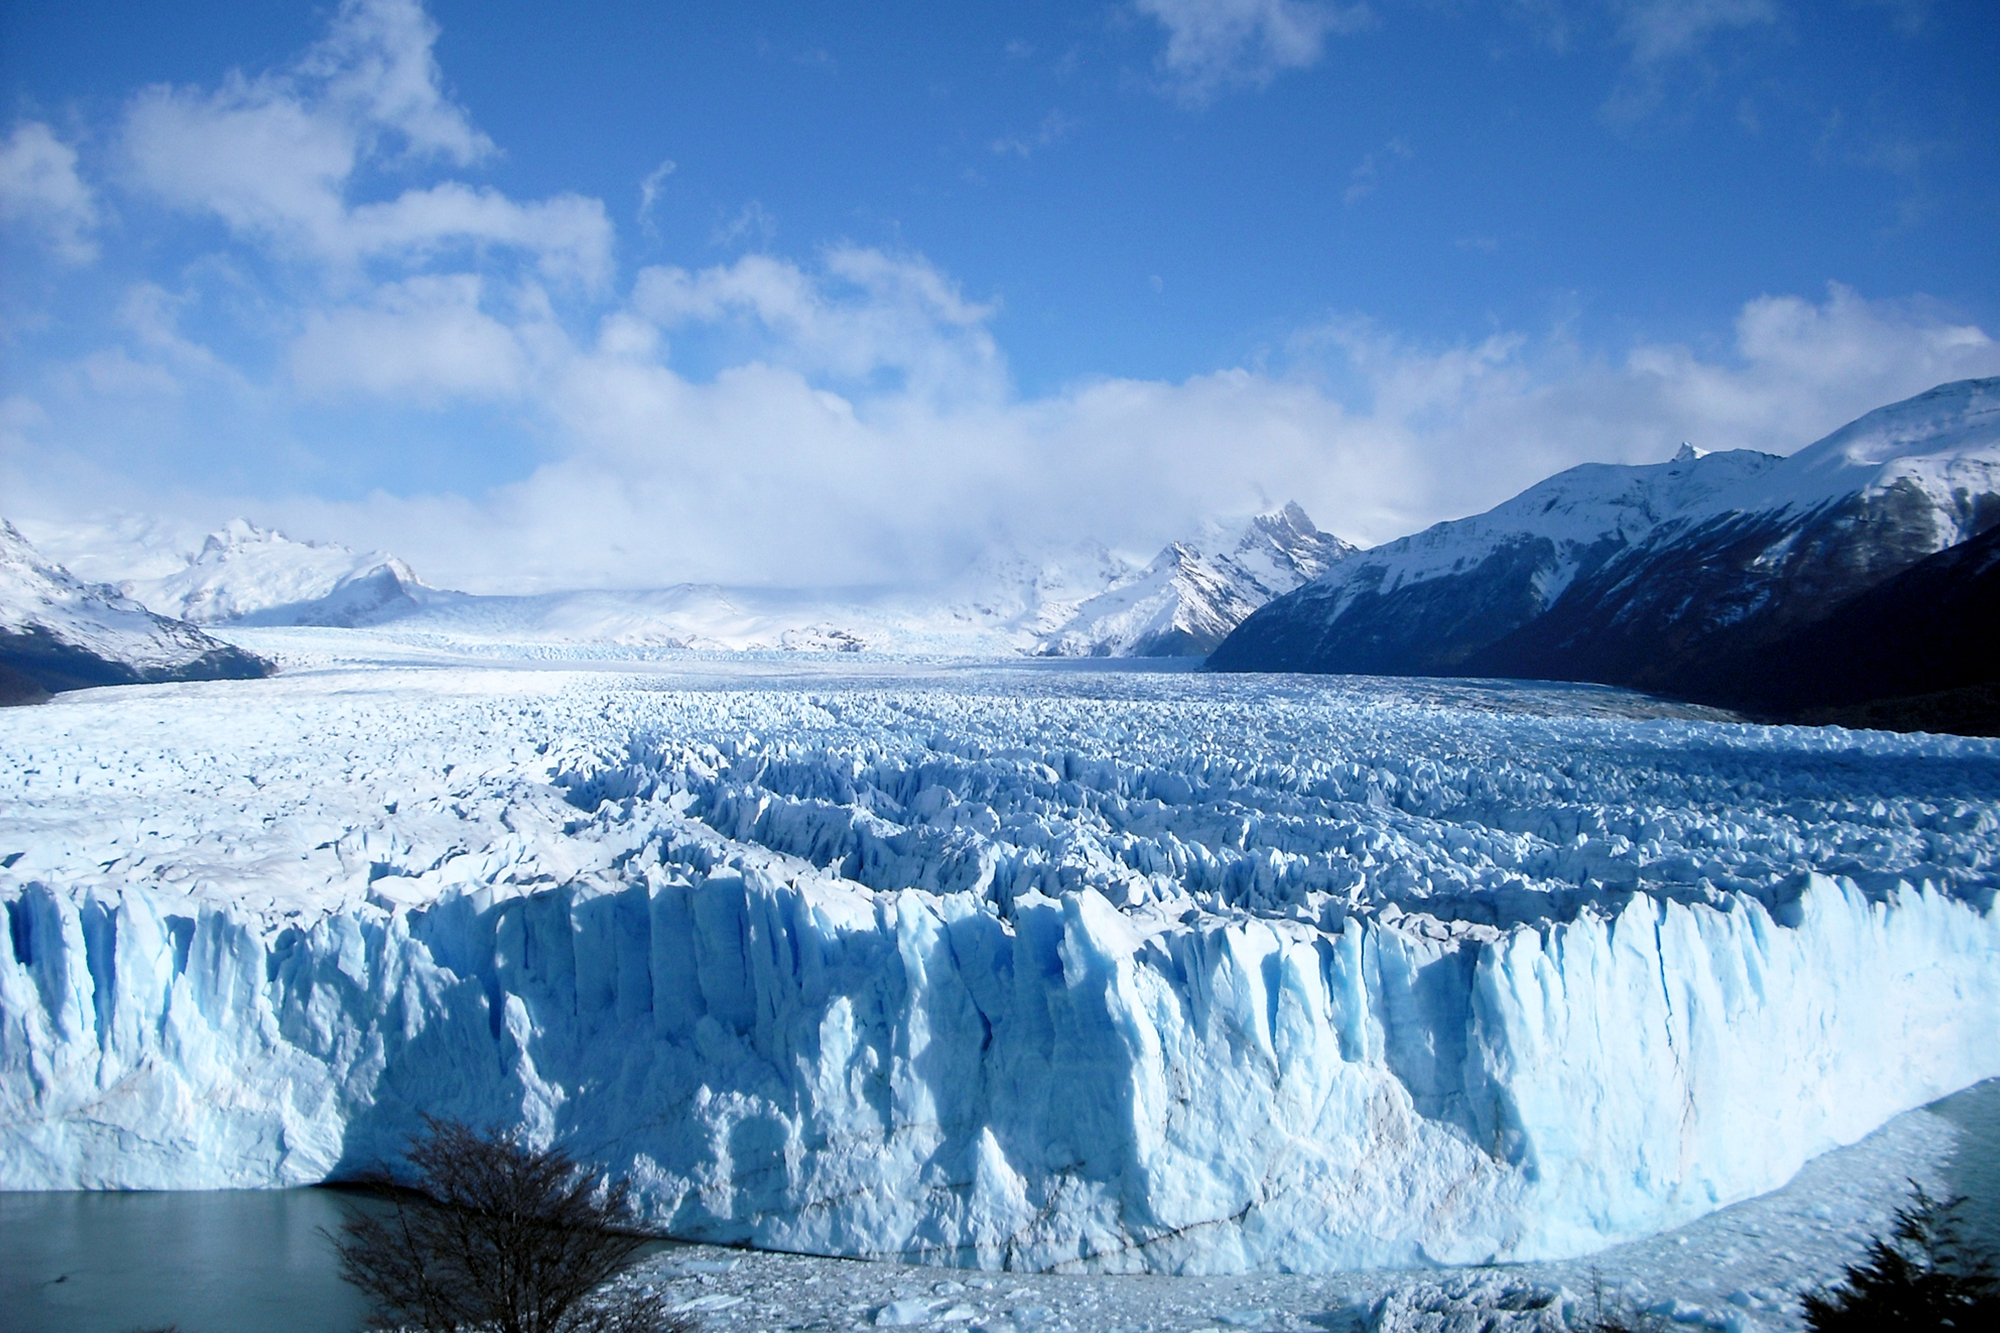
left=0, top=521, right=272, bottom=698
left=1210, top=377, right=2000, bottom=733
left=24, top=504, right=1352, bottom=658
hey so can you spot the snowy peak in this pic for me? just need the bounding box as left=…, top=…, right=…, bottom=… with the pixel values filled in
left=0, top=519, right=270, bottom=693
left=949, top=539, right=1140, bottom=642
left=1039, top=503, right=1355, bottom=657
left=1283, top=444, right=1783, bottom=632
left=1212, top=379, right=2000, bottom=726
left=1212, top=500, right=1357, bottom=597
left=18, top=504, right=1351, bottom=660
left=1733, top=375, right=2000, bottom=538
left=1785, top=375, right=2000, bottom=475
left=131, top=521, right=429, bottom=628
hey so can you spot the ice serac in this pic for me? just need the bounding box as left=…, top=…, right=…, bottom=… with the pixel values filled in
left=0, top=520, right=271, bottom=693
left=4, top=839, right=1994, bottom=1269
left=1210, top=379, right=2000, bottom=722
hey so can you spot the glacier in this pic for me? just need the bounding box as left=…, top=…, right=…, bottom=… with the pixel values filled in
left=3, top=650, right=1998, bottom=1275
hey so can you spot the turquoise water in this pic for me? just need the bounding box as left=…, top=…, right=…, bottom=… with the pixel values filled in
left=0, top=1187, right=375, bottom=1333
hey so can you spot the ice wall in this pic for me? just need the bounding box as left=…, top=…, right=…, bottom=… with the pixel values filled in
left=6, top=862, right=1996, bottom=1272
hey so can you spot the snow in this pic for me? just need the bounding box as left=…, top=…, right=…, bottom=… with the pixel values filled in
left=11, top=503, right=1350, bottom=658
left=1280, top=377, right=2000, bottom=633
left=0, top=520, right=262, bottom=678
left=4, top=638, right=1996, bottom=1279
left=1302, top=447, right=1784, bottom=623
left=1040, top=505, right=1353, bottom=657
left=1716, top=376, right=2000, bottom=534
left=128, top=520, right=425, bottom=627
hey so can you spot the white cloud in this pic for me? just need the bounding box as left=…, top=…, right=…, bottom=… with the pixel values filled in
left=1343, top=137, right=1411, bottom=206
left=1137, top=0, right=1373, bottom=101
left=12, top=2, right=1998, bottom=600
left=0, top=122, right=98, bottom=264
left=298, top=0, right=495, bottom=164
left=1609, top=0, right=1779, bottom=64
left=344, top=184, right=612, bottom=287
left=119, top=0, right=609, bottom=286
left=637, top=159, right=677, bottom=228
left=710, top=200, right=777, bottom=249
left=991, top=111, right=1074, bottom=158
left=1599, top=0, right=1780, bottom=120
left=631, top=247, right=1004, bottom=401
left=289, top=275, right=535, bottom=404
left=235, top=279, right=1999, bottom=595
left=1293, top=282, right=2000, bottom=538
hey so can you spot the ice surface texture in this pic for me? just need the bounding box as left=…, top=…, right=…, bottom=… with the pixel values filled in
left=3, top=661, right=1998, bottom=1274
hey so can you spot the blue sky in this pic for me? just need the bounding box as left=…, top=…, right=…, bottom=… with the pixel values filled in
left=2, top=0, right=1997, bottom=590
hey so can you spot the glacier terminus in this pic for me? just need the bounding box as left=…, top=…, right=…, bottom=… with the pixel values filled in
left=3, top=650, right=1996, bottom=1276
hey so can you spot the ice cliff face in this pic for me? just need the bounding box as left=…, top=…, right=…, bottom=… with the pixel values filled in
left=5, top=665, right=1997, bottom=1272
left=1211, top=379, right=2000, bottom=721
left=0, top=520, right=271, bottom=694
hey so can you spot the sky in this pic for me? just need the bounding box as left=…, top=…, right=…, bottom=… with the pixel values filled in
left=2, top=0, right=1997, bottom=592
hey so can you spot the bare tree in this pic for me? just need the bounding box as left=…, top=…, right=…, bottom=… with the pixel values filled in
left=330, top=1116, right=693, bottom=1333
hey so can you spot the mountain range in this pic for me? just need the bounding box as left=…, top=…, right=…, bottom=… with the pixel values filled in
left=1210, top=377, right=2000, bottom=733
left=0, top=521, right=270, bottom=701
left=2, top=503, right=1352, bottom=692
left=10, top=379, right=1996, bottom=731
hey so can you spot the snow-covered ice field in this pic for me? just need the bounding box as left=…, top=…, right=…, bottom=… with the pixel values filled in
left=4, top=633, right=1998, bottom=1286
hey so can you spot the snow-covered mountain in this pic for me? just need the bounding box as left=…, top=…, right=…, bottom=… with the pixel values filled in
left=1039, top=503, right=1355, bottom=657
left=1212, top=378, right=2000, bottom=722
left=0, top=521, right=271, bottom=695
left=22, top=505, right=1350, bottom=658
left=120, top=520, right=428, bottom=628
left=939, top=539, right=1144, bottom=650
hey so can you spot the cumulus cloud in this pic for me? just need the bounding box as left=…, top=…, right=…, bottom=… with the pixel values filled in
left=290, top=275, right=537, bottom=404
left=1136, top=0, right=1373, bottom=101
left=119, top=0, right=609, bottom=285
left=631, top=247, right=1004, bottom=401
left=1294, top=282, right=2000, bottom=538
left=0, top=122, right=98, bottom=263
left=233, top=277, right=1998, bottom=595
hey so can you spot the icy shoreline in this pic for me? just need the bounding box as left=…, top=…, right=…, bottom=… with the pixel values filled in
left=4, top=647, right=1998, bottom=1275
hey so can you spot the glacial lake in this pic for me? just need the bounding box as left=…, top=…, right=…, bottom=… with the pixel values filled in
left=0, top=1186, right=377, bottom=1333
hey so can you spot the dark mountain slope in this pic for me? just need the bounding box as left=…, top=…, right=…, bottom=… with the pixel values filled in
left=1210, top=378, right=2000, bottom=732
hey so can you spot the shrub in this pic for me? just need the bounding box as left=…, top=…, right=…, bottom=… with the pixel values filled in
left=330, top=1116, right=693, bottom=1333
left=1798, top=1182, right=2000, bottom=1330
left=1576, top=1269, right=1674, bottom=1333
